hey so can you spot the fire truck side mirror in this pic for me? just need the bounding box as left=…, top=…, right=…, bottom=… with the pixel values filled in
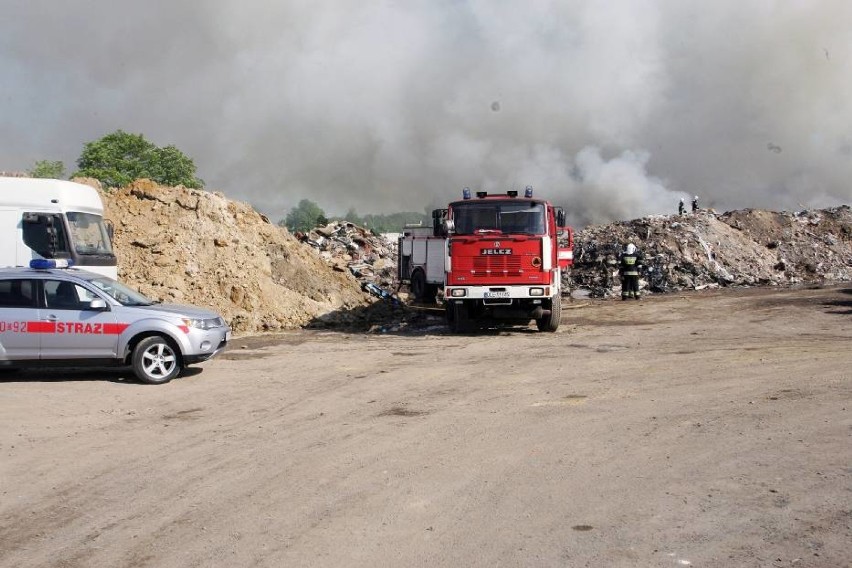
left=432, top=208, right=448, bottom=236
left=443, top=219, right=455, bottom=234
left=555, top=207, right=566, bottom=229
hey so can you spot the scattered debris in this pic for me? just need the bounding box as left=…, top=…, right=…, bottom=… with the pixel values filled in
left=361, top=282, right=402, bottom=306
left=297, top=221, right=398, bottom=291
left=571, top=207, right=852, bottom=297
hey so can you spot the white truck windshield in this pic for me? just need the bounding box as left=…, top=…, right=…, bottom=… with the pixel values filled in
left=66, top=212, right=113, bottom=255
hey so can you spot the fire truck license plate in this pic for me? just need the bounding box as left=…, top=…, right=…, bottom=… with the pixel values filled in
left=484, top=291, right=510, bottom=298
left=481, top=248, right=512, bottom=255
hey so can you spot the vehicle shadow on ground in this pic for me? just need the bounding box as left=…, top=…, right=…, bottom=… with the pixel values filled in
left=0, top=367, right=203, bottom=384
left=303, top=300, right=558, bottom=337
left=823, top=288, right=852, bottom=315
left=304, top=300, right=444, bottom=336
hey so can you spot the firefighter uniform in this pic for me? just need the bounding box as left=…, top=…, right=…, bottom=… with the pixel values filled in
left=619, top=243, right=643, bottom=300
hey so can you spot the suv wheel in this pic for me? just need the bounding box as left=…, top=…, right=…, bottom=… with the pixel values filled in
left=132, top=336, right=181, bottom=384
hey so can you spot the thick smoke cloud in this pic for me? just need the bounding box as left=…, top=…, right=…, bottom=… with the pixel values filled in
left=2, top=0, right=850, bottom=226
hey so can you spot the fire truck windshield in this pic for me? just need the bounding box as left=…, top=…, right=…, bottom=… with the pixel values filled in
left=451, top=201, right=546, bottom=236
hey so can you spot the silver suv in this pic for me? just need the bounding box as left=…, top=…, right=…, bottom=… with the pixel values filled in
left=0, top=266, right=231, bottom=384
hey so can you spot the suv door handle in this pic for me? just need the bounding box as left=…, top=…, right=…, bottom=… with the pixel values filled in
left=44, top=314, right=58, bottom=322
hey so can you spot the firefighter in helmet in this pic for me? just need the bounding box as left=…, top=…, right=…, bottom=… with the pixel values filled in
left=619, top=242, right=644, bottom=300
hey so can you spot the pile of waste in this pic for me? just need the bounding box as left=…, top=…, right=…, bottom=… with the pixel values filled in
left=571, top=206, right=852, bottom=297
left=295, top=222, right=399, bottom=295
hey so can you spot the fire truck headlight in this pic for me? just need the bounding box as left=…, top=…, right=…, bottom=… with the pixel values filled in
left=449, top=288, right=467, bottom=297
left=529, top=287, right=545, bottom=297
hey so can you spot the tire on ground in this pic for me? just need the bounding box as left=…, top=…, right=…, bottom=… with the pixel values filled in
left=536, top=297, right=561, bottom=332
left=132, top=335, right=182, bottom=384
left=411, top=269, right=427, bottom=301
left=451, top=302, right=475, bottom=333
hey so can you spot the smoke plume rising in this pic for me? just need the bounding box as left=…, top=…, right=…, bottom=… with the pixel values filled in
left=1, top=1, right=850, bottom=227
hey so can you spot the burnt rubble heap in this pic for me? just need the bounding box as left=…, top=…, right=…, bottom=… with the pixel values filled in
left=296, top=222, right=398, bottom=294
left=295, top=224, right=441, bottom=332
left=572, top=207, right=852, bottom=297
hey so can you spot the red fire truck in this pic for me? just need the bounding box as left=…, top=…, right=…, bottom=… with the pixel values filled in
left=398, top=187, right=573, bottom=332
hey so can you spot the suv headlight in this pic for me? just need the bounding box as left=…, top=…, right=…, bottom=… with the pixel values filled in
left=182, top=317, right=222, bottom=330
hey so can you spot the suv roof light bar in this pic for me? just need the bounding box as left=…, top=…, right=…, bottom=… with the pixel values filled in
left=30, top=259, right=73, bottom=269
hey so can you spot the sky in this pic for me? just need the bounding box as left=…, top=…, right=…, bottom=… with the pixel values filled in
left=1, top=0, right=850, bottom=227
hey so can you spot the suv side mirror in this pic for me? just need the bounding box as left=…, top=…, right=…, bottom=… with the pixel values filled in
left=88, top=298, right=108, bottom=311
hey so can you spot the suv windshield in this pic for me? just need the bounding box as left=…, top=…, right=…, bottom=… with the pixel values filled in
left=66, top=212, right=114, bottom=255
left=451, top=201, right=546, bottom=236
left=87, top=276, right=155, bottom=306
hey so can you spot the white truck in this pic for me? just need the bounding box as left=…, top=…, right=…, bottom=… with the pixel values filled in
left=397, top=210, right=447, bottom=302
left=0, top=178, right=117, bottom=278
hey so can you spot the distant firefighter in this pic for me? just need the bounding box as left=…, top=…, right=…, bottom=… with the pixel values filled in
left=692, top=195, right=699, bottom=213
left=619, top=242, right=644, bottom=300
left=678, top=198, right=685, bottom=216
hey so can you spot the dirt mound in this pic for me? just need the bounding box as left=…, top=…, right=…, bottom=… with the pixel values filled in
left=90, top=179, right=370, bottom=332
left=573, top=206, right=852, bottom=296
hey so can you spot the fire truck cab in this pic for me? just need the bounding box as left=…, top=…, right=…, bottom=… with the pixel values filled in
left=398, top=187, right=573, bottom=332
left=443, top=187, right=573, bottom=332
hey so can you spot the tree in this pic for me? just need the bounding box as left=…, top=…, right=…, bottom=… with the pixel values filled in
left=282, top=199, right=327, bottom=233
left=342, top=207, right=364, bottom=226
left=74, top=130, right=204, bottom=189
left=29, top=160, right=66, bottom=179
left=329, top=209, right=429, bottom=232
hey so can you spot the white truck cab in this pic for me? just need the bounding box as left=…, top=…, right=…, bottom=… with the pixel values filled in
left=0, top=177, right=117, bottom=279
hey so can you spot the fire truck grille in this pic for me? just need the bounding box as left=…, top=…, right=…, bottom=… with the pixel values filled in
left=463, top=256, right=523, bottom=276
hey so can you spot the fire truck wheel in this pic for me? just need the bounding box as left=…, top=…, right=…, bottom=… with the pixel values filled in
left=451, top=302, right=475, bottom=333
left=536, top=297, right=561, bottom=332
left=424, top=284, right=438, bottom=303
left=446, top=305, right=457, bottom=332
left=411, top=269, right=427, bottom=301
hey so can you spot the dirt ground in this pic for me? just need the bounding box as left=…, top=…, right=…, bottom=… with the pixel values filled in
left=1, top=286, right=850, bottom=568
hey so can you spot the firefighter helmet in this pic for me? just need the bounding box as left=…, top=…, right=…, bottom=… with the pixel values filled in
left=625, top=243, right=637, bottom=255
